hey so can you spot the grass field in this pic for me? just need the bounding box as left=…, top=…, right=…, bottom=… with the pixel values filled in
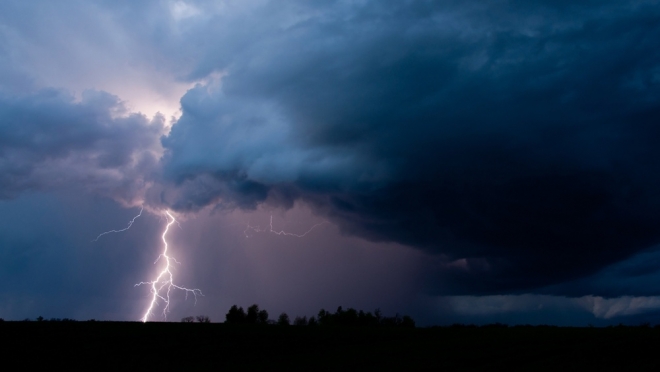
left=3, top=321, right=660, bottom=370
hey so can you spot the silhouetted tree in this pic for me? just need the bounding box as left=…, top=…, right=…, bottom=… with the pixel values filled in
left=314, top=306, right=415, bottom=328
left=482, top=322, right=508, bottom=328
left=277, top=313, right=290, bottom=326
left=181, top=316, right=195, bottom=323
left=196, top=315, right=211, bottom=323
left=257, top=309, right=269, bottom=325
left=401, top=315, right=415, bottom=328
left=317, top=309, right=331, bottom=326
left=246, top=304, right=260, bottom=324
left=308, top=316, right=317, bottom=326
left=339, top=308, right=359, bottom=326
left=225, top=305, right=247, bottom=324
left=380, top=313, right=402, bottom=327
left=293, top=316, right=308, bottom=326
left=358, top=310, right=378, bottom=326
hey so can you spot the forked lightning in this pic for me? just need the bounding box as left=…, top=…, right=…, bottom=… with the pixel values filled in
left=135, top=211, right=202, bottom=322
left=94, top=208, right=202, bottom=322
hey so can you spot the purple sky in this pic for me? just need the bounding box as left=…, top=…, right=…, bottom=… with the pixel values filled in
left=2, top=0, right=660, bottom=326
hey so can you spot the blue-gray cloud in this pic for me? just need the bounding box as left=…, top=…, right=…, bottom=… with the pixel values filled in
left=0, top=89, right=163, bottom=203
left=159, top=0, right=660, bottom=295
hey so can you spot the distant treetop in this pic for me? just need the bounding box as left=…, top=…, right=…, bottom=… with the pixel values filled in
left=223, top=304, right=415, bottom=328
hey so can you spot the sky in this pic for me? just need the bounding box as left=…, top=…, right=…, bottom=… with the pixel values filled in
left=1, top=0, right=660, bottom=326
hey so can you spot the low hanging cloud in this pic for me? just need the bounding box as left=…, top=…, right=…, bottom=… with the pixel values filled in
left=157, top=0, right=660, bottom=295
left=446, top=294, right=660, bottom=324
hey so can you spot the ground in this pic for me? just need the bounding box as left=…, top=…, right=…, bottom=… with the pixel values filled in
left=3, top=322, right=660, bottom=370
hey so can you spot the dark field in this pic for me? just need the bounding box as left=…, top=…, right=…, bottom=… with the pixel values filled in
left=4, top=322, right=660, bottom=370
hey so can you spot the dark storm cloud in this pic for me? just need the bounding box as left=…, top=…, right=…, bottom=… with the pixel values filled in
left=0, top=88, right=163, bottom=203
left=160, top=0, right=660, bottom=295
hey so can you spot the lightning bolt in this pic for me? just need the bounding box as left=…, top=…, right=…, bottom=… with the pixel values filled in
left=135, top=210, right=202, bottom=322
left=92, top=206, right=143, bottom=242
left=244, top=215, right=327, bottom=238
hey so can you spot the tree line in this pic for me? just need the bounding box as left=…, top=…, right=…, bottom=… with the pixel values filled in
left=214, top=304, right=415, bottom=328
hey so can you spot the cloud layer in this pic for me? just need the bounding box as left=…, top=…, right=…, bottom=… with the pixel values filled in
left=1, top=0, right=660, bottom=303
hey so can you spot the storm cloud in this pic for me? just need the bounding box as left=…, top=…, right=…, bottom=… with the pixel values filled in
left=0, top=89, right=163, bottom=204
left=158, top=0, right=660, bottom=294
left=2, top=0, right=660, bottom=324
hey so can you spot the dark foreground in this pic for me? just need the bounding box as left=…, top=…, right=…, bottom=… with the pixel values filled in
left=3, top=322, right=660, bottom=370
